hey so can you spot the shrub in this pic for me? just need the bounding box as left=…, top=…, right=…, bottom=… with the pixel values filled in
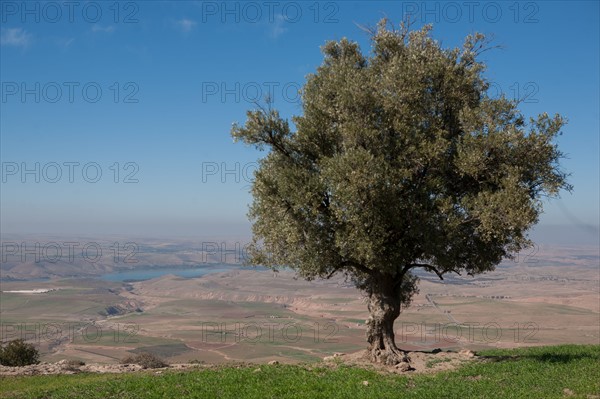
left=121, top=352, right=168, bottom=369
left=0, top=339, right=40, bottom=366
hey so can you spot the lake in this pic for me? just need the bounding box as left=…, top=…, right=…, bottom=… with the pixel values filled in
left=100, top=264, right=241, bottom=282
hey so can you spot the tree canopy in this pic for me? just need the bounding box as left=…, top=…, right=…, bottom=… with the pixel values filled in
left=231, top=20, right=571, bottom=365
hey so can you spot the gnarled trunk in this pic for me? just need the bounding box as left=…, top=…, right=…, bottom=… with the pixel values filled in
left=365, top=277, right=410, bottom=366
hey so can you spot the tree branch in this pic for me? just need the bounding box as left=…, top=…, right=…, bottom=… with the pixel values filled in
left=322, top=260, right=372, bottom=280
left=341, top=260, right=373, bottom=276
left=326, top=267, right=341, bottom=279
left=406, top=263, right=465, bottom=281
left=418, top=264, right=445, bottom=280
left=406, top=263, right=447, bottom=280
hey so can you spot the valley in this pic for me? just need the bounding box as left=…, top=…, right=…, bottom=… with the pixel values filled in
left=1, top=238, right=598, bottom=365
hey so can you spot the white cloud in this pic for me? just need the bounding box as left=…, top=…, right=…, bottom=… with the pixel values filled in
left=176, top=18, right=197, bottom=33
left=0, top=28, right=32, bottom=47
left=56, top=37, right=75, bottom=50
left=91, top=25, right=116, bottom=33
left=269, top=15, right=288, bottom=39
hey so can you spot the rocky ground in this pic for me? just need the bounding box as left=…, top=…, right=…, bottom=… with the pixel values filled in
left=322, top=349, right=477, bottom=374
left=0, top=359, right=201, bottom=376
left=0, top=349, right=477, bottom=376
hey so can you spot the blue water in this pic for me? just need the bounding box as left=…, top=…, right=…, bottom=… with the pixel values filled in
left=100, top=265, right=238, bottom=282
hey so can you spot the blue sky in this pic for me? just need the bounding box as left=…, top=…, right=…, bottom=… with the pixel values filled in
left=1, top=1, right=598, bottom=245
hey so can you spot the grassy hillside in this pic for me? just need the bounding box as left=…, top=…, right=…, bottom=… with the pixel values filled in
left=1, top=345, right=598, bottom=399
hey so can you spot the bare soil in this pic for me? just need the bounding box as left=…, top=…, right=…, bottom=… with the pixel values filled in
left=322, top=349, right=477, bottom=374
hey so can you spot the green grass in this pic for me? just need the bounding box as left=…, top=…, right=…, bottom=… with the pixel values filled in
left=1, top=345, right=598, bottom=398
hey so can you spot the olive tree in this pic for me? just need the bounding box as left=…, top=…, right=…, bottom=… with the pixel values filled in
left=231, top=20, right=571, bottom=366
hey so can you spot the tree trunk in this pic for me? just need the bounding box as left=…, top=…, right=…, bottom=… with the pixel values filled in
left=365, top=277, right=411, bottom=366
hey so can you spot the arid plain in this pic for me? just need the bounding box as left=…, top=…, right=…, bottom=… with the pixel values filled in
left=1, top=237, right=598, bottom=365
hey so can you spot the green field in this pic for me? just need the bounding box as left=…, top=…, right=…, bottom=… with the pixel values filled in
left=1, top=345, right=598, bottom=398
